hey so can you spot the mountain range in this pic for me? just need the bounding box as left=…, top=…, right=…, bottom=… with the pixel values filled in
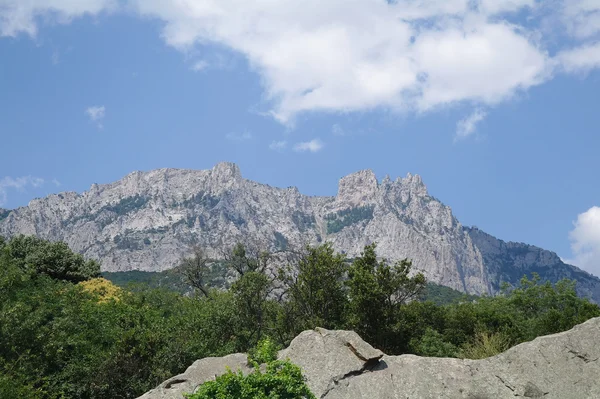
left=1, top=162, right=598, bottom=301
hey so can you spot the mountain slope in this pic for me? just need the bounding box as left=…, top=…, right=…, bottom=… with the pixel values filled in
left=1, top=162, right=598, bottom=300
left=467, top=227, right=600, bottom=300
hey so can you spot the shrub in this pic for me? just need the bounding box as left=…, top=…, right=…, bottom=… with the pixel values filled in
left=78, top=278, right=123, bottom=303
left=248, top=337, right=280, bottom=366
left=460, top=330, right=511, bottom=360
left=410, top=328, right=459, bottom=358
left=188, top=338, right=314, bottom=399
left=187, top=360, right=315, bottom=399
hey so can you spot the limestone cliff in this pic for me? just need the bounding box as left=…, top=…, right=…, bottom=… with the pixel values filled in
left=0, top=162, right=598, bottom=300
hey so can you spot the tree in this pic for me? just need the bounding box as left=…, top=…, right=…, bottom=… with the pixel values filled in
left=179, top=246, right=213, bottom=298
left=6, top=235, right=100, bottom=283
left=280, top=243, right=348, bottom=332
left=224, top=243, right=279, bottom=350
left=224, top=242, right=271, bottom=276
left=503, top=273, right=600, bottom=340
left=346, top=243, right=426, bottom=351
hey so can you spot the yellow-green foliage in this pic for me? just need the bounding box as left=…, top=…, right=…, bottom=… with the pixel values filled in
left=79, top=278, right=122, bottom=303
left=460, top=330, right=511, bottom=360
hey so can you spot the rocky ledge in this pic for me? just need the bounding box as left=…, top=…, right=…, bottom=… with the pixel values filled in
left=139, top=317, right=600, bottom=399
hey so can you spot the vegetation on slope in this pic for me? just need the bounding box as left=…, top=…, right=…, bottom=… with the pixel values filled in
left=325, top=206, right=375, bottom=234
left=1, top=235, right=598, bottom=398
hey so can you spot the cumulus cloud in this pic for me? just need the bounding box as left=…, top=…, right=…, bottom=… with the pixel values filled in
left=1, top=1, right=600, bottom=129
left=557, top=42, right=600, bottom=73
left=86, top=105, right=106, bottom=128
left=127, top=0, right=554, bottom=123
left=191, top=60, right=209, bottom=72
left=332, top=124, right=345, bottom=136
left=568, top=206, right=600, bottom=277
left=269, top=140, right=287, bottom=152
left=456, top=109, right=488, bottom=139
left=293, top=139, right=324, bottom=153
left=0, top=0, right=116, bottom=37
left=0, top=176, right=45, bottom=206
left=560, top=0, right=600, bottom=39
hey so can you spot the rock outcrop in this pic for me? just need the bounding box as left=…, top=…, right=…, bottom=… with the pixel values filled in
left=1, top=163, right=598, bottom=300
left=139, top=317, right=600, bottom=399
left=138, top=354, right=253, bottom=399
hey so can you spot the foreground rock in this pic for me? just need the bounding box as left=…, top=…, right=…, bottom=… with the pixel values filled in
left=138, top=354, right=253, bottom=399
left=139, top=317, right=600, bottom=399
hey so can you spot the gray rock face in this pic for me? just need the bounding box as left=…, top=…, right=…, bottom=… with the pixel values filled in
left=467, top=227, right=600, bottom=301
left=0, top=162, right=598, bottom=300
left=138, top=353, right=252, bottom=399
left=139, top=317, right=600, bottom=399
left=279, top=328, right=384, bottom=396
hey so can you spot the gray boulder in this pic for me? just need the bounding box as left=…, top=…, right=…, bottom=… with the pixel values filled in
left=139, top=317, right=600, bottom=398
left=137, top=353, right=252, bottom=399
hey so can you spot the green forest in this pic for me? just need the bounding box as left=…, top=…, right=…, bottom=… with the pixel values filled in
left=1, top=235, right=599, bottom=398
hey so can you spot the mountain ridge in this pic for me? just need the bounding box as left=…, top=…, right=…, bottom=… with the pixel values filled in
left=1, top=162, right=598, bottom=300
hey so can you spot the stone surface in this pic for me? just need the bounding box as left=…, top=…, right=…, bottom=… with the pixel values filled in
left=1, top=162, right=599, bottom=300
left=137, top=353, right=251, bottom=399
left=140, top=317, right=600, bottom=399
left=278, top=328, right=384, bottom=396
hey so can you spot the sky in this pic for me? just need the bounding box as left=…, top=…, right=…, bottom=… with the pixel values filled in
left=0, top=0, right=599, bottom=276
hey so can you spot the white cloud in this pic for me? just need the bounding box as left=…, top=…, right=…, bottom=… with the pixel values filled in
left=226, top=131, right=252, bottom=141
left=456, top=109, right=488, bottom=139
left=561, top=0, right=600, bottom=39
left=269, top=140, right=287, bottom=152
left=2, top=1, right=600, bottom=128
left=332, top=124, right=345, bottom=136
left=191, top=60, right=209, bottom=72
left=293, top=139, right=324, bottom=153
left=52, top=178, right=61, bottom=187
left=127, top=0, right=553, bottom=124
left=86, top=105, right=105, bottom=121
left=557, top=42, right=600, bottom=73
left=568, top=206, right=600, bottom=276
left=478, top=0, right=536, bottom=15
left=0, top=0, right=116, bottom=37
left=86, top=105, right=105, bottom=128
left=0, top=176, right=44, bottom=206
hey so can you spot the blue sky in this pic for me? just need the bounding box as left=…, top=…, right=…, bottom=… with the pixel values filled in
left=0, top=0, right=599, bottom=275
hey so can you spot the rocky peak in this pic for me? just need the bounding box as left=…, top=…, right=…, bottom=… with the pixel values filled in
left=336, top=169, right=379, bottom=207
left=207, top=162, right=242, bottom=190
left=398, top=172, right=428, bottom=197
left=1, top=163, right=599, bottom=302
left=212, top=162, right=241, bottom=177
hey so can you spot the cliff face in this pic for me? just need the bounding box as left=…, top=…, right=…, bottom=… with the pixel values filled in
left=139, top=317, right=600, bottom=399
left=467, top=227, right=600, bottom=301
left=0, top=162, right=598, bottom=300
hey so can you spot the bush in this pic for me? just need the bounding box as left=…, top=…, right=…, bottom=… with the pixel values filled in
left=460, top=330, right=511, bottom=360
left=187, top=361, right=315, bottom=399
left=78, top=278, right=123, bottom=303
left=248, top=337, right=280, bottom=366
left=410, top=328, right=459, bottom=358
